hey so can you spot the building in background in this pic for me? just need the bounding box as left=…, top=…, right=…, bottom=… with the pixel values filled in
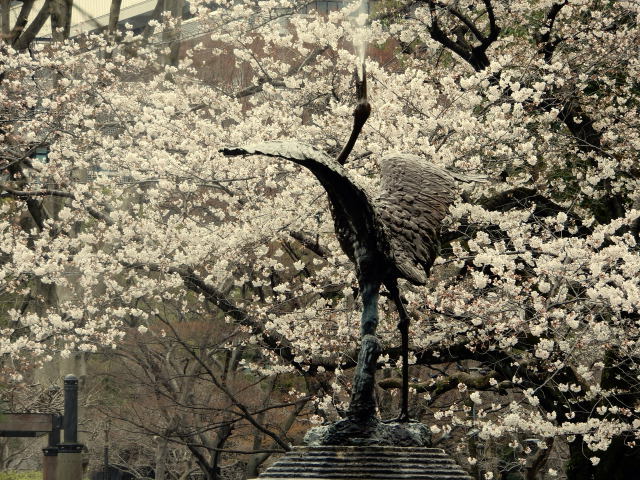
left=7, top=1, right=377, bottom=41
left=7, top=0, right=176, bottom=39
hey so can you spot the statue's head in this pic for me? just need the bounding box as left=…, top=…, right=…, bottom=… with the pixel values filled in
left=354, top=63, right=371, bottom=125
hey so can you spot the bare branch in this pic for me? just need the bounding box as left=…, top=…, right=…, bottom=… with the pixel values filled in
left=536, top=1, right=568, bottom=62
left=160, top=317, right=293, bottom=452
left=0, top=184, right=114, bottom=225
left=424, top=0, right=498, bottom=71
left=481, top=0, right=499, bottom=46
left=0, top=184, right=75, bottom=199
left=129, top=263, right=304, bottom=372
left=427, top=2, right=471, bottom=63
left=289, top=230, right=330, bottom=258
left=434, top=1, right=486, bottom=43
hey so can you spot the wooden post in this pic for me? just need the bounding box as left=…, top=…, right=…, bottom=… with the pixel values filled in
left=42, top=447, right=58, bottom=480
left=57, top=374, right=83, bottom=480
left=0, top=413, right=59, bottom=477
left=43, top=416, right=60, bottom=480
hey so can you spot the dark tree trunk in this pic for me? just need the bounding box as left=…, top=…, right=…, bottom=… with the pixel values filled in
left=108, top=0, right=122, bottom=35
left=12, top=0, right=51, bottom=51
left=50, top=0, right=72, bottom=42
left=567, top=436, right=640, bottom=480
left=1, top=0, right=10, bottom=42
left=568, top=350, right=640, bottom=479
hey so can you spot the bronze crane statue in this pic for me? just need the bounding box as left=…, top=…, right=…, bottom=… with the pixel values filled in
left=222, top=66, right=475, bottom=424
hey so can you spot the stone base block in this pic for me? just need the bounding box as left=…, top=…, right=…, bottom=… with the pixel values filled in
left=257, top=446, right=472, bottom=479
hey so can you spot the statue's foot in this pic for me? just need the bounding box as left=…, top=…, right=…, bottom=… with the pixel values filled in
left=305, top=415, right=431, bottom=447
left=383, top=413, right=417, bottom=424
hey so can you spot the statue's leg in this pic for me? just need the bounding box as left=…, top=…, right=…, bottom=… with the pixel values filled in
left=389, top=282, right=411, bottom=422
left=360, top=281, right=380, bottom=336
left=347, top=281, right=381, bottom=422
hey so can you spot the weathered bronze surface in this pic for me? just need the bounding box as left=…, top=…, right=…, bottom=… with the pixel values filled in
left=221, top=67, right=481, bottom=430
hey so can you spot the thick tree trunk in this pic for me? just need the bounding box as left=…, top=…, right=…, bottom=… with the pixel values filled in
left=12, top=0, right=51, bottom=51
left=525, top=438, right=553, bottom=480
left=50, top=0, right=72, bottom=42
left=108, top=0, right=122, bottom=35
left=166, top=0, right=184, bottom=67
left=154, top=436, right=170, bottom=480
left=8, top=0, right=35, bottom=45
left=246, top=411, right=266, bottom=478
left=1, top=0, right=10, bottom=42
left=567, top=436, right=640, bottom=480
left=142, top=0, right=165, bottom=39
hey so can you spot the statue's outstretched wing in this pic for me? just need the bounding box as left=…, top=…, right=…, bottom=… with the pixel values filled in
left=222, top=141, right=333, bottom=164
left=221, top=141, right=363, bottom=198
left=375, top=153, right=458, bottom=285
left=221, top=141, right=382, bottom=272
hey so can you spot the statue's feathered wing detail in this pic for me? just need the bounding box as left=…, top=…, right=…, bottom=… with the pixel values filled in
left=221, top=141, right=384, bottom=278
left=221, top=144, right=480, bottom=286
left=374, top=153, right=457, bottom=285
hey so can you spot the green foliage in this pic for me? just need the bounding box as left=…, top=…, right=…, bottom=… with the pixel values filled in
left=0, top=472, right=41, bottom=480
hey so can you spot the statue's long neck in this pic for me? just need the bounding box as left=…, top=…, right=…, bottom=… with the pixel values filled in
left=336, top=100, right=371, bottom=166
left=336, top=114, right=367, bottom=166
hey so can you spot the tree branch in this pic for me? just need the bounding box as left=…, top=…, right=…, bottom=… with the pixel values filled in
left=108, top=0, right=123, bottom=36
left=481, top=0, right=499, bottom=47
left=235, top=46, right=328, bottom=99
left=378, top=371, right=512, bottom=396
left=441, top=187, right=591, bottom=245
left=434, top=1, right=486, bottom=44
left=0, top=184, right=75, bottom=199
left=0, top=184, right=114, bottom=226
left=132, top=264, right=304, bottom=372
left=427, top=2, right=471, bottom=63
left=536, top=1, right=568, bottom=63
left=161, top=317, right=292, bottom=452
left=425, top=0, right=496, bottom=71
left=289, top=230, right=330, bottom=258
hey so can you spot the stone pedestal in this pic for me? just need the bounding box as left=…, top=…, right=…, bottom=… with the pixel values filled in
left=57, top=444, right=83, bottom=480
left=257, top=446, right=472, bottom=479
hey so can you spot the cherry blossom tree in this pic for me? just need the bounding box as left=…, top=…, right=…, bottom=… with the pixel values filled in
left=1, top=0, right=640, bottom=478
